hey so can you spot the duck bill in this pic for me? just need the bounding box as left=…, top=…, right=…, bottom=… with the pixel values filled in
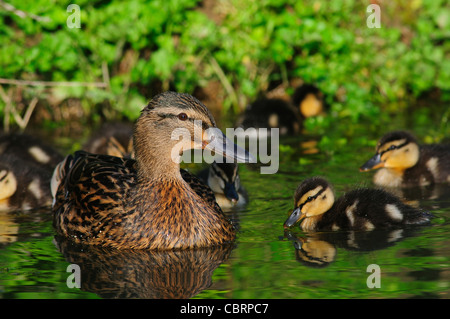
left=359, top=153, right=384, bottom=171
left=283, top=207, right=305, bottom=229
left=202, top=128, right=255, bottom=163
left=224, top=182, right=239, bottom=203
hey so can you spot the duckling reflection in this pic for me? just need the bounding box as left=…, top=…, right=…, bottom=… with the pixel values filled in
left=374, top=182, right=450, bottom=214
left=0, top=212, right=19, bottom=245
left=284, top=227, right=422, bottom=268
left=55, top=236, right=234, bottom=299
left=285, top=232, right=336, bottom=268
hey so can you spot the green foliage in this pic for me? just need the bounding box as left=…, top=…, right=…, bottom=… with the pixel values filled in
left=0, top=0, right=448, bottom=129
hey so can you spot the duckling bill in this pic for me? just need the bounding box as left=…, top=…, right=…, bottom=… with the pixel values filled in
left=360, top=130, right=450, bottom=187
left=197, top=162, right=248, bottom=210
left=284, top=177, right=432, bottom=232
left=52, top=92, right=254, bottom=250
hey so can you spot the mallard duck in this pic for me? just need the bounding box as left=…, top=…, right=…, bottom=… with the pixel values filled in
left=235, top=84, right=325, bottom=136
left=197, top=161, right=248, bottom=210
left=83, top=122, right=134, bottom=158
left=0, top=133, right=63, bottom=211
left=360, top=130, right=450, bottom=187
left=52, top=91, right=253, bottom=250
left=83, top=126, right=249, bottom=210
left=283, top=177, right=432, bottom=232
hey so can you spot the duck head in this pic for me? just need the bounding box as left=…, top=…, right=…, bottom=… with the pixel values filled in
left=360, top=131, right=420, bottom=172
left=208, top=162, right=241, bottom=203
left=284, top=177, right=335, bottom=228
left=134, top=92, right=253, bottom=180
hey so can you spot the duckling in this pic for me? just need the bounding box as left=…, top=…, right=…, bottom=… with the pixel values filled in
left=0, top=133, right=63, bottom=211
left=235, top=98, right=302, bottom=136
left=197, top=161, right=248, bottom=210
left=235, top=84, right=325, bottom=136
left=291, top=84, right=326, bottom=118
left=285, top=232, right=336, bottom=268
left=83, top=122, right=134, bottom=158
left=52, top=91, right=254, bottom=250
left=283, top=177, right=432, bottom=232
left=0, top=154, right=54, bottom=211
left=360, top=130, right=450, bottom=187
left=0, top=133, right=63, bottom=170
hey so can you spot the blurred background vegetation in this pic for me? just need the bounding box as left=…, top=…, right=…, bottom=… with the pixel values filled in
left=0, top=0, right=448, bottom=139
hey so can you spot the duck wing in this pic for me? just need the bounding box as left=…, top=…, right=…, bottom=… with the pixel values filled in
left=52, top=150, right=136, bottom=242
left=181, top=168, right=222, bottom=213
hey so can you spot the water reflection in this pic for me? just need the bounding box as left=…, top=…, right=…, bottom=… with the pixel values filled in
left=0, top=212, right=19, bottom=245
left=0, top=208, right=52, bottom=247
left=379, top=183, right=450, bottom=211
left=284, top=227, right=425, bottom=268
left=55, top=237, right=234, bottom=299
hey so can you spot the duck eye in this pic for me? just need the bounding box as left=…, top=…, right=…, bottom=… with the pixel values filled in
left=178, top=113, right=188, bottom=121
left=387, top=145, right=397, bottom=151
left=307, top=196, right=313, bottom=201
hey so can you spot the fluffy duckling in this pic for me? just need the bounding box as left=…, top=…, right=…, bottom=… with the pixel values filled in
left=236, top=98, right=301, bottom=136
left=360, top=130, right=450, bottom=187
left=0, top=133, right=63, bottom=211
left=291, top=84, right=326, bottom=118
left=52, top=92, right=254, bottom=250
left=0, top=133, right=63, bottom=170
left=197, top=162, right=248, bottom=210
left=0, top=154, right=55, bottom=211
left=284, top=177, right=432, bottom=232
left=83, top=122, right=134, bottom=158
left=235, top=84, right=325, bottom=136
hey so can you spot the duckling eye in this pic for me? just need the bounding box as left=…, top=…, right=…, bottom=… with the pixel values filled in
left=178, top=113, right=188, bottom=121
left=307, top=196, right=313, bottom=201
left=387, top=145, right=396, bottom=151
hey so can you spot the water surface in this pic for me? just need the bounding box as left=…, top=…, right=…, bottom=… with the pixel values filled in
left=0, top=110, right=449, bottom=299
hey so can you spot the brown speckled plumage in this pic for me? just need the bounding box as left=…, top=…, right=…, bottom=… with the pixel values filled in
left=52, top=92, right=236, bottom=250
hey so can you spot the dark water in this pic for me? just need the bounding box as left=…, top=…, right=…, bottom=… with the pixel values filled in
left=0, top=110, right=449, bottom=299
